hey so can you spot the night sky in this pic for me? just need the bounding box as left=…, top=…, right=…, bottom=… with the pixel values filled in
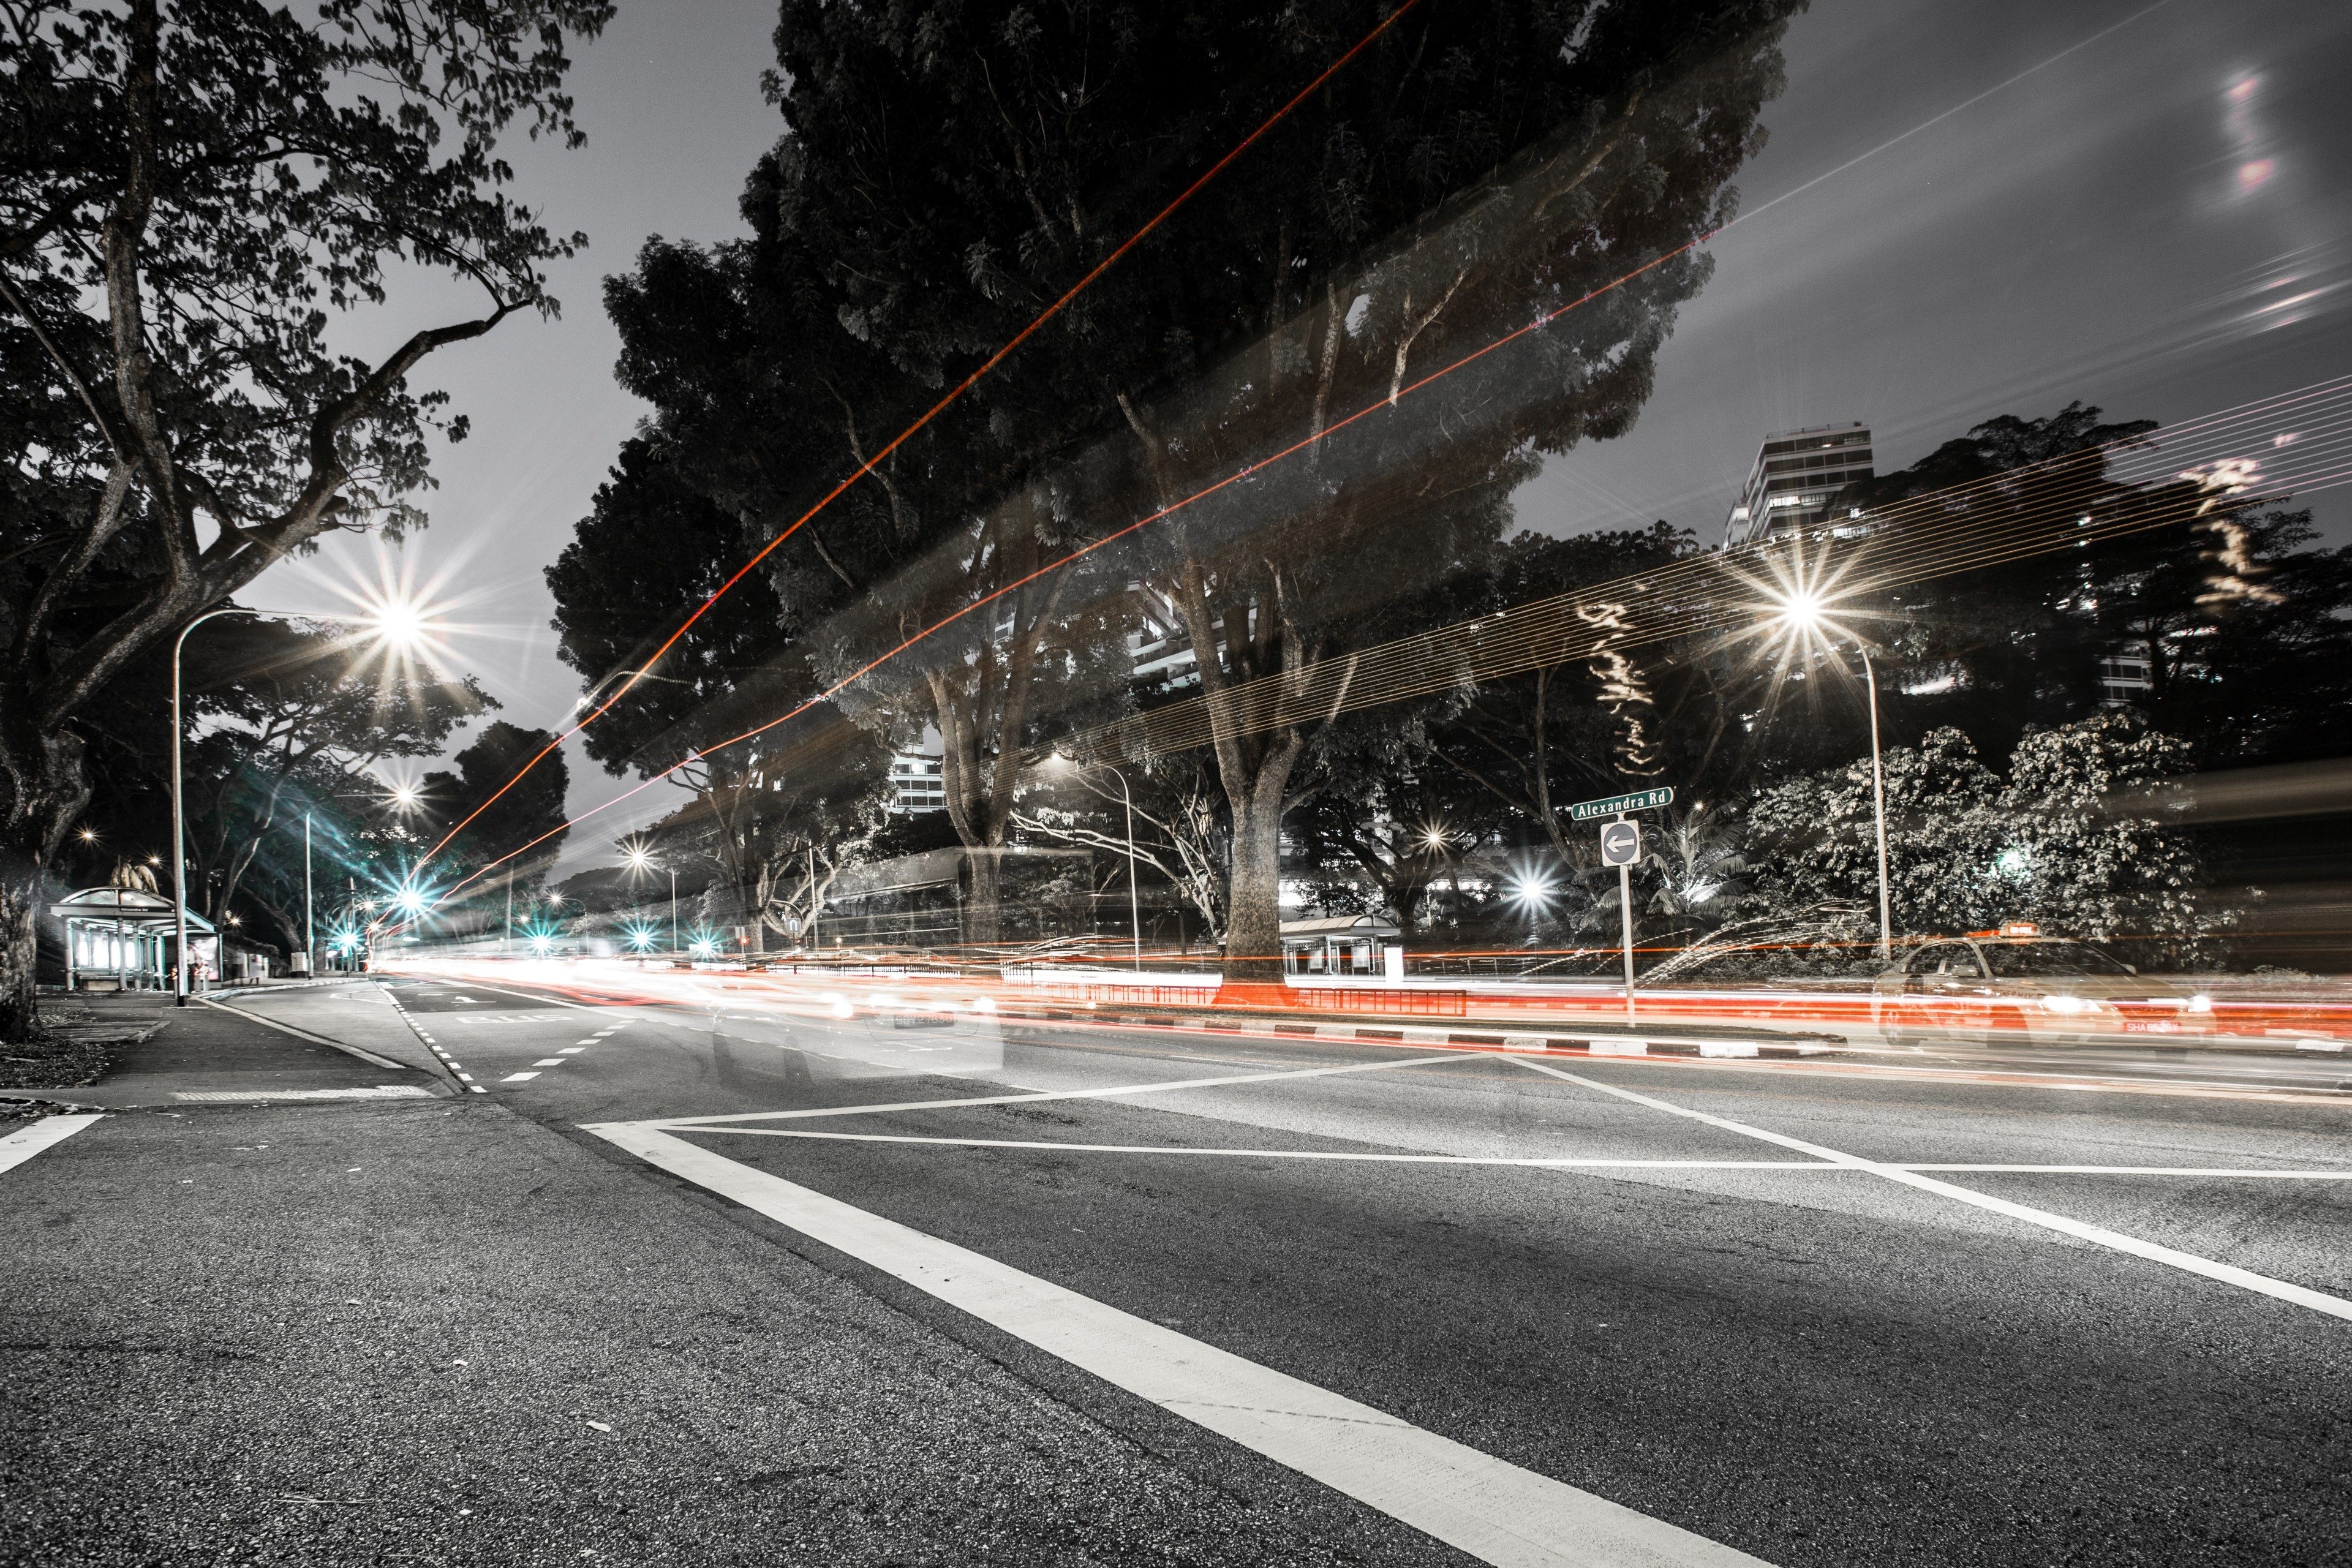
left=244, top=0, right=2352, bottom=870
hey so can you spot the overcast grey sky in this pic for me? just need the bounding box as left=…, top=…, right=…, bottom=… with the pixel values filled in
left=246, top=0, right=2352, bottom=875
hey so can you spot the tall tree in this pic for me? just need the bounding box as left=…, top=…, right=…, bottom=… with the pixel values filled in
left=0, top=0, right=609, bottom=1037
left=590, top=0, right=1799, bottom=970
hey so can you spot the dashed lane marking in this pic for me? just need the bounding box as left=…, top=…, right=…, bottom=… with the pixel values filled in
left=558, top=1048, right=584, bottom=1055
left=0, top=1114, right=105, bottom=1176
left=385, top=984, right=486, bottom=1094
left=587, top=1120, right=1771, bottom=1568
left=502, top=1071, right=540, bottom=1083
left=1508, top=1055, right=2352, bottom=1324
left=532, top=1059, right=568, bottom=1067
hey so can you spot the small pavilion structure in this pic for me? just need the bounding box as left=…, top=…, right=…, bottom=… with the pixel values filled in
left=1280, top=913, right=1400, bottom=976
left=50, top=886, right=216, bottom=992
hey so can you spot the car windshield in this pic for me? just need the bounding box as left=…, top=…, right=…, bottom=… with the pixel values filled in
left=1979, top=941, right=2133, bottom=979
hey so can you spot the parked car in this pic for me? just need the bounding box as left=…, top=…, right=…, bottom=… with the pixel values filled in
left=1871, top=923, right=2213, bottom=1047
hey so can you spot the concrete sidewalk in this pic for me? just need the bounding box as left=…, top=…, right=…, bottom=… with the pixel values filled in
left=0, top=1095, right=1420, bottom=1567
left=4, top=987, right=448, bottom=1110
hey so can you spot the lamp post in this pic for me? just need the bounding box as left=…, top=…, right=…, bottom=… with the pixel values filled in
left=303, top=810, right=314, bottom=973
left=170, top=602, right=429, bottom=1004
left=1860, top=646, right=1893, bottom=963
left=1766, top=595, right=1894, bottom=963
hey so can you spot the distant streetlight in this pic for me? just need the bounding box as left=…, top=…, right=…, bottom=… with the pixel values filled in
left=170, top=598, right=433, bottom=1004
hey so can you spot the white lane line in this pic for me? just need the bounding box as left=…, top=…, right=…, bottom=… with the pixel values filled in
left=1508, top=1057, right=2352, bottom=1323
left=0, top=1113, right=104, bottom=1175
left=573, top=1039, right=600, bottom=1047
left=532, top=1059, right=568, bottom=1067
left=680, top=1128, right=2352, bottom=1180
left=650, top=1054, right=1469, bottom=1128
left=502, top=1071, right=540, bottom=1082
left=586, top=1121, right=1771, bottom=1568
left=557, top=1047, right=584, bottom=1055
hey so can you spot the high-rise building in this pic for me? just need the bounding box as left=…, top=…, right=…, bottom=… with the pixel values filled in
left=1721, top=422, right=1874, bottom=548
left=887, top=725, right=948, bottom=815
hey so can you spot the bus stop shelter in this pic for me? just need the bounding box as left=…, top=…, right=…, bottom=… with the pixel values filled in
left=50, top=886, right=216, bottom=992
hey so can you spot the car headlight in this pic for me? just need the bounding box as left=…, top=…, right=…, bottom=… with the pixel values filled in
left=2187, top=994, right=2213, bottom=1013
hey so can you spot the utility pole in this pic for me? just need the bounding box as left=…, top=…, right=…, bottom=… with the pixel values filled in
left=805, top=846, right=818, bottom=952
left=303, top=812, right=313, bottom=973
left=1616, top=813, right=1637, bottom=1025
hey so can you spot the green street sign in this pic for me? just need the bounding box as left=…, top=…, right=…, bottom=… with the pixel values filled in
left=1568, top=786, right=1674, bottom=822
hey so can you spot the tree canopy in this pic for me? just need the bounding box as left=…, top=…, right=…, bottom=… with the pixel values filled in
left=0, top=0, right=608, bottom=1037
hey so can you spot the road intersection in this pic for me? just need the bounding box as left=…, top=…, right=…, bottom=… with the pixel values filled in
left=7, top=970, right=2348, bottom=1565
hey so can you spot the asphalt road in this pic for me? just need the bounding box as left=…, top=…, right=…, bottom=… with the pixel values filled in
left=9, top=970, right=2350, bottom=1566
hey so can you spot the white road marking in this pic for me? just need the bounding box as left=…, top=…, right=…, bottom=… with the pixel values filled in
left=650, top=1053, right=1468, bottom=1129
left=439, top=981, right=603, bottom=1013
left=0, top=1113, right=104, bottom=1175
left=1509, top=1057, right=2352, bottom=1323
left=502, top=1071, right=540, bottom=1082
left=573, top=1039, right=599, bottom=1047
left=173, top=1087, right=435, bottom=1102
left=558, top=1047, right=584, bottom=1055
left=532, top=1059, right=568, bottom=1067
left=681, top=1126, right=2352, bottom=1180
left=586, top=1121, right=1772, bottom=1568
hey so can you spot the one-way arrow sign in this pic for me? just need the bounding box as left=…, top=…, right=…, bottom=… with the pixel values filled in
left=1567, top=786, right=1673, bottom=822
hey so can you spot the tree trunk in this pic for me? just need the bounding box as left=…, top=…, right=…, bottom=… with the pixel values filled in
left=964, top=848, right=1003, bottom=948
left=1224, top=787, right=1287, bottom=984
left=0, top=731, right=91, bottom=1042
left=0, top=869, right=46, bottom=1042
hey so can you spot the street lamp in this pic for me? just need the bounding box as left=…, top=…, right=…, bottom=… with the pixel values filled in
left=1050, top=753, right=1143, bottom=971
left=169, top=600, right=431, bottom=1003
left=1770, top=596, right=1895, bottom=963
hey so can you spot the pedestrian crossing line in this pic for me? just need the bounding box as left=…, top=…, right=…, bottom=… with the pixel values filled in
left=0, top=1114, right=104, bottom=1177
left=1507, top=1055, right=2352, bottom=1323
left=586, top=1121, right=1771, bottom=1568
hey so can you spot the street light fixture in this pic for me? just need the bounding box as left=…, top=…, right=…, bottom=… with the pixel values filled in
left=1766, top=593, right=1895, bottom=964
left=169, top=597, right=434, bottom=1004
